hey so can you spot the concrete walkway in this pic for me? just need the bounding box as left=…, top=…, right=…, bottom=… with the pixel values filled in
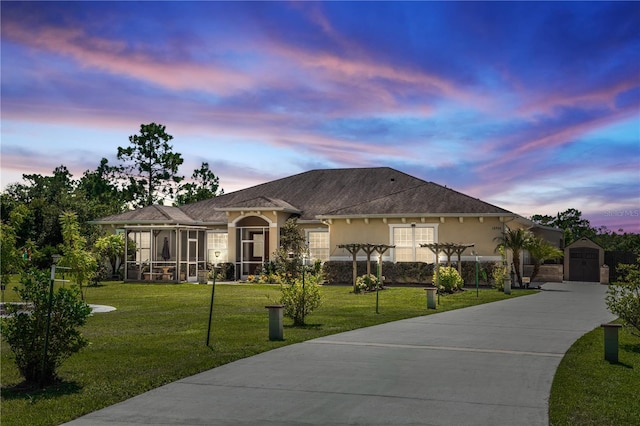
left=65, top=282, right=614, bottom=426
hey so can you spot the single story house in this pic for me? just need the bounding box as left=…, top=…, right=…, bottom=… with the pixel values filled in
left=92, top=167, right=555, bottom=282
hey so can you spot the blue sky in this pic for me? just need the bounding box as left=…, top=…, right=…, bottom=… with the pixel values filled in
left=1, top=1, right=639, bottom=232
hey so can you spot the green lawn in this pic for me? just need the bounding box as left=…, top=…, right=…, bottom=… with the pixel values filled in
left=549, top=323, right=640, bottom=426
left=1, top=280, right=530, bottom=426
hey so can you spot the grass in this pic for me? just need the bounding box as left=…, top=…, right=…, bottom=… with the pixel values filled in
left=549, top=322, right=640, bottom=425
left=1, top=280, right=533, bottom=426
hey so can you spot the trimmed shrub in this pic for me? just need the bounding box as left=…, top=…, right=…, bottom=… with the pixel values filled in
left=322, top=261, right=434, bottom=285
left=355, top=274, right=381, bottom=293
left=433, top=266, right=463, bottom=293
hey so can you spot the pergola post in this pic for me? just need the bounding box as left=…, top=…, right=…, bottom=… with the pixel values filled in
left=338, top=244, right=363, bottom=293
left=373, top=244, right=393, bottom=284
left=420, top=242, right=474, bottom=286
left=361, top=245, right=378, bottom=276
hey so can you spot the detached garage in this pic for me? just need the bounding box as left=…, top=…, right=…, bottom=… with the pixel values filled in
left=564, top=237, right=605, bottom=282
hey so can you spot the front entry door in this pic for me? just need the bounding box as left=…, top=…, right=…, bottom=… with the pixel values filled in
left=187, top=237, right=198, bottom=282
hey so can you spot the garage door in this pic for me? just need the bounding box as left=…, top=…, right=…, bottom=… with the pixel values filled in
left=568, top=247, right=599, bottom=282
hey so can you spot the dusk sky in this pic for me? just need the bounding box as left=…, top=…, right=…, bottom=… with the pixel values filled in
left=1, top=1, right=639, bottom=232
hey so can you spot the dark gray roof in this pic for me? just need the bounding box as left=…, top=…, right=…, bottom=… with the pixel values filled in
left=93, top=205, right=198, bottom=225
left=93, top=167, right=515, bottom=225
left=216, top=196, right=301, bottom=213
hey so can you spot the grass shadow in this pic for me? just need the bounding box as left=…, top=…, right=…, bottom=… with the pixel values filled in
left=284, top=323, right=323, bottom=330
left=606, top=360, right=634, bottom=369
left=1, top=379, right=82, bottom=402
left=621, top=342, right=640, bottom=355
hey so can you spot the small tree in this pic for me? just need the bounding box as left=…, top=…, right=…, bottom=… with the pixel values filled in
left=94, top=233, right=126, bottom=279
left=59, top=212, right=98, bottom=298
left=1, top=206, right=27, bottom=289
left=527, top=236, right=563, bottom=282
left=606, top=259, right=640, bottom=336
left=1, top=269, right=92, bottom=386
left=273, top=218, right=307, bottom=283
left=495, top=228, right=532, bottom=287
left=274, top=218, right=322, bottom=325
left=280, top=274, right=322, bottom=326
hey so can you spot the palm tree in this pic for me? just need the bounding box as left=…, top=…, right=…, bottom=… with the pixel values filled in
left=495, top=228, right=532, bottom=287
left=527, top=236, right=563, bottom=282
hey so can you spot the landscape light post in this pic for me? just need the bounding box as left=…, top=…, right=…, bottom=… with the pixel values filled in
left=376, top=253, right=382, bottom=314
left=41, top=254, right=61, bottom=386
left=206, top=251, right=221, bottom=347
left=302, top=253, right=307, bottom=326
left=472, top=251, right=479, bottom=298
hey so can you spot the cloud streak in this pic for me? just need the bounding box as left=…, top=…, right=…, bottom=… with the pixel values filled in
left=1, top=1, right=638, bottom=232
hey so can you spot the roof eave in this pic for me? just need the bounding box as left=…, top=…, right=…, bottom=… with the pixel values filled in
left=215, top=207, right=302, bottom=214
left=316, top=213, right=515, bottom=220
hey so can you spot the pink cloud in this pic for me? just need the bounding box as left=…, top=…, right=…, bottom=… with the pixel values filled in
left=475, top=106, right=638, bottom=175
left=2, top=22, right=253, bottom=95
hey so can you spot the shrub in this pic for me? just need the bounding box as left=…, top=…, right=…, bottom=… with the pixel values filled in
left=280, top=274, right=322, bottom=326
left=492, top=263, right=507, bottom=291
left=355, top=274, right=381, bottom=293
left=0, top=269, right=92, bottom=386
left=606, top=260, right=640, bottom=336
left=433, top=266, right=463, bottom=293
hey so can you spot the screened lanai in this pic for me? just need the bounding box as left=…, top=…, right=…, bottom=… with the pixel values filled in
left=124, top=226, right=209, bottom=282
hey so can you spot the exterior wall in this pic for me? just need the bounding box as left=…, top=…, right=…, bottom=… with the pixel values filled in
left=438, top=216, right=504, bottom=261
left=325, top=216, right=507, bottom=263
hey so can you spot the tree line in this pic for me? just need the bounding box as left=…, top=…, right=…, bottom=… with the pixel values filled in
left=1, top=123, right=222, bottom=269
left=1, top=123, right=638, bottom=273
left=531, top=208, right=640, bottom=254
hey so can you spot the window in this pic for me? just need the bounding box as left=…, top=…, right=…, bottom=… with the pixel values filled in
left=207, top=232, right=228, bottom=264
left=308, top=230, right=329, bottom=262
left=128, top=230, right=151, bottom=262
left=391, top=225, right=435, bottom=262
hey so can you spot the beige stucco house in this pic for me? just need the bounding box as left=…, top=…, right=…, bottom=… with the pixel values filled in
left=92, top=167, right=547, bottom=282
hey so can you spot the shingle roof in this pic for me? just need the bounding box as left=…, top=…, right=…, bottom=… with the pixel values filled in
left=216, top=196, right=301, bottom=213
left=93, top=205, right=198, bottom=225
left=92, top=167, right=515, bottom=225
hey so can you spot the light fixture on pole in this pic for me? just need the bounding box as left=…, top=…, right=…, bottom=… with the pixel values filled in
left=206, top=250, right=221, bottom=347
left=472, top=250, right=479, bottom=298
left=301, top=252, right=308, bottom=325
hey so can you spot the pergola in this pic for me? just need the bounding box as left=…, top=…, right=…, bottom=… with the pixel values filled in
left=420, top=242, right=475, bottom=276
left=337, top=243, right=395, bottom=292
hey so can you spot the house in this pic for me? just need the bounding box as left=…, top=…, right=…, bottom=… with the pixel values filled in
left=92, top=167, right=550, bottom=282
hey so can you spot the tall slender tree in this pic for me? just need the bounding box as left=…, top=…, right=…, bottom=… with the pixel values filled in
left=116, top=123, right=184, bottom=207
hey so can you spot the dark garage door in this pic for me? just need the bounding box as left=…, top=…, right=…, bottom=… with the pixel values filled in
left=569, top=248, right=599, bottom=282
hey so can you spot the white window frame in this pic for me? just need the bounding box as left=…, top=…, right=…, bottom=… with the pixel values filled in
left=389, top=223, right=438, bottom=263
left=306, top=228, right=330, bottom=262
left=207, top=231, right=229, bottom=265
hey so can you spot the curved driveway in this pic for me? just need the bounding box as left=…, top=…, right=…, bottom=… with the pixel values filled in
left=66, top=282, right=614, bottom=426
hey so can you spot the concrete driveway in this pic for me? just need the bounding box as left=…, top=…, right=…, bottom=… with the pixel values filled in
left=65, top=282, right=614, bottom=426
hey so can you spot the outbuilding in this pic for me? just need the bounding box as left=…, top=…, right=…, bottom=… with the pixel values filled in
left=564, top=237, right=606, bottom=283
